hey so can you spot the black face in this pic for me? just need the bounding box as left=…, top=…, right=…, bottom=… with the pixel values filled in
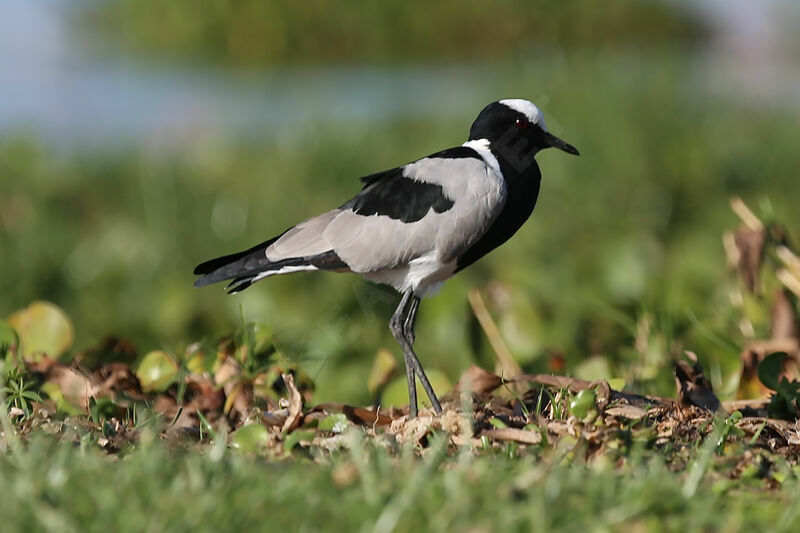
left=468, top=101, right=578, bottom=169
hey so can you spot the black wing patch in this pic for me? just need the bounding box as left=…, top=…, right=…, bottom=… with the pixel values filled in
left=342, top=171, right=453, bottom=223
left=343, top=146, right=481, bottom=223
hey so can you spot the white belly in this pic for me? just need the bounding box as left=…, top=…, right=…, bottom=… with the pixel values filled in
left=361, top=250, right=457, bottom=297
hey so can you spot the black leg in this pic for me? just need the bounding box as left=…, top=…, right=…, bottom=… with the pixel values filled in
left=389, top=292, right=417, bottom=416
left=403, top=295, right=420, bottom=346
left=389, top=291, right=443, bottom=417
left=402, top=345, right=443, bottom=416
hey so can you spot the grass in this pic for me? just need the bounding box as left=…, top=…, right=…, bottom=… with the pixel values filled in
left=2, top=314, right=800, bottom=532
left=1, top=431, right=799, bottom=533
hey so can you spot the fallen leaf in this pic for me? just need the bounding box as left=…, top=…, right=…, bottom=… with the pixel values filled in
left=454, top=365, right=503, bottom=395
left=280, top=373, right=303, bottom=433
left=604, top=404, right=647, bottom=420
left=215, top=356, right=250, bottom=419
left=481, top=427, right=542, bottom=445
left=340, top=405, right=394, bottom=427
left=46, top=365, right=92, bottom=410
left=384, top=408, right=469, bottom=446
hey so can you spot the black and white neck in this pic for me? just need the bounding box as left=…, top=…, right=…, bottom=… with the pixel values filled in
left=454, top=99, right=578, bottom=272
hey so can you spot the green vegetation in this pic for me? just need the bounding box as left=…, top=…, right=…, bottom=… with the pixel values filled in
left=79, top=0, right=703, bottom=67
left=2, top=311, right=800, bottom=532
left=4, top=53, right=799, bottom=405
left=4, top=0, right=800, bottom=530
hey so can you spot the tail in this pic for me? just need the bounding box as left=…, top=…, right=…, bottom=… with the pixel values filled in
left=193, top=232, right=348, bottom=294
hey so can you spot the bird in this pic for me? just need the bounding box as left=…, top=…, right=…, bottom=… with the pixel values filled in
left=193, top=99, right=579, bottom=417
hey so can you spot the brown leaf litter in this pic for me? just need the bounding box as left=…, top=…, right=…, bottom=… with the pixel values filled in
left=9, top=334, right=800, bottom=476
left=6, top=196, right=800, bottom=477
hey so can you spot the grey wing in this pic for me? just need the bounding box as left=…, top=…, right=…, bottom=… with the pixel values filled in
left=265, top=154, right=507, bottom=274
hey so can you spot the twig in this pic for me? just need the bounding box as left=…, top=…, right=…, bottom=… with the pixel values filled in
left=777, top=245, right=800, bottom=276
left=467, top=289, right=524, bottom=391
left=777, top=269, right=800, bottom=298
left=730, top=196, right=764, bottom=231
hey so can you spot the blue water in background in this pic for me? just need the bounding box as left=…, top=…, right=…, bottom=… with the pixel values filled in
left=1, top=0, right=798, bottom=147
left=0, top=1, right=493, bottom=147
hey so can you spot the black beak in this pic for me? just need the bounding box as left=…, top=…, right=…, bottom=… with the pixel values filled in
left=544, top=131, right=579, bottom=156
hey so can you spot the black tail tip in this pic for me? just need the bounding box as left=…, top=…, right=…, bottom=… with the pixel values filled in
left=193, top=261, right=218, bottom=276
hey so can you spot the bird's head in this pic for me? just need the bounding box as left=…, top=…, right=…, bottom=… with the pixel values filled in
left=469, top=99, right=579, bottom=167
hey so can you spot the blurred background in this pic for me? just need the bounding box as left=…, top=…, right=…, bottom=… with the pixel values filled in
left=2, top=0, right=799, bottom=405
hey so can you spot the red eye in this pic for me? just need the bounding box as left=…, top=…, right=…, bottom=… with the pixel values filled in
left=515, top=117, right=529, bottom=129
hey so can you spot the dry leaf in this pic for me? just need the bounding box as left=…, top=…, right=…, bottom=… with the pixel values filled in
left=386, top=408, right=468, bottom=445
left=29, top=357, right=92, bottom=409
left=454, top=365, right=503, bottom=395
left=480, top=427, right=542, bottom=445
left=215, top=356, right=250, bottom=419
left=604, top=404, right=647, bottom=420
left=341, top=405, right=394, bottom=427
left=280, top=373, right=303, bottom=433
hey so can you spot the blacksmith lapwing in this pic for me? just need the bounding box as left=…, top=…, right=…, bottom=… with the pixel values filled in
left=194, top=99, right=579, bottom=417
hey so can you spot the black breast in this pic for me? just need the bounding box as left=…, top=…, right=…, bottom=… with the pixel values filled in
left=455, top=157, right=541, bottom=272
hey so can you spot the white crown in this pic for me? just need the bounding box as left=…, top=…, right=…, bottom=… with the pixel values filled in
left=499, top=99, right=546, bottom=130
